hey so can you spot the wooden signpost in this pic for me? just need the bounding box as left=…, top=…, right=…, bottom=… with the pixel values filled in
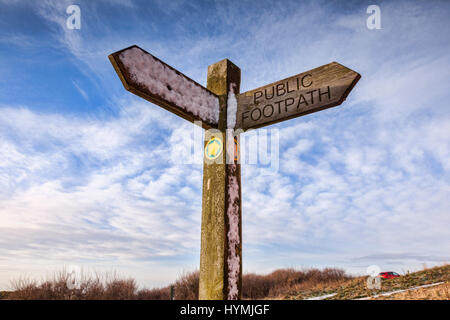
left=109, top=45, right=360, bottom=300
left=236, top=62, right=360, bottom=130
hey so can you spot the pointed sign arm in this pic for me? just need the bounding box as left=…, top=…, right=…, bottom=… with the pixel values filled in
left=109, top=45, right=220, bottom=129
left=235, top=62, right=361, bottom=130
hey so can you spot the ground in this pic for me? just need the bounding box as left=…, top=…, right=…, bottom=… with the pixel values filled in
left=285, top=264, right=450, bottom=300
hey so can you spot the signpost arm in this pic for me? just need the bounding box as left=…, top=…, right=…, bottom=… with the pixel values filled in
left=199, top=59, right=242, bottom=300
left=108, top=45, right=360, bottom=301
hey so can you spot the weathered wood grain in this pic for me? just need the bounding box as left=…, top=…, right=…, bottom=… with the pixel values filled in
left=199, top=59, right=242, bottom=300
left=108, top=45, right=360, bottom=301
left=109, top=45, right=219, bottom=129
left=235, top=62, right=360, bottom=130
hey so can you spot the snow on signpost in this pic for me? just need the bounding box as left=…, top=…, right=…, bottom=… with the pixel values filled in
left=108, top=44, right=360, bottom=301
left=109, top=45, right=220, bottom=128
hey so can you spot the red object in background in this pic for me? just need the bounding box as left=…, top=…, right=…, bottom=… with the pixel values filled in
left=378, top=271, right=400, bottom=279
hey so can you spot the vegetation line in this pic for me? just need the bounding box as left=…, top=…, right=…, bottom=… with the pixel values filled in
left=355, top=281, right=446, bottom=300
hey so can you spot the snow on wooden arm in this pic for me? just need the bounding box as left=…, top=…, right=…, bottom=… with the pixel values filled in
left=109, top=45, right=220, bottom=128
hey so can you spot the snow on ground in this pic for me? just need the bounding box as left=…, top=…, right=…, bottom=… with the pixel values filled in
left=305, top=293, right=337, bottom=300
left=355, top=282, right=446, bottom=300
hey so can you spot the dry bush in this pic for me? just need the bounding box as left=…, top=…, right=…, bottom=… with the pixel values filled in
left=7, top=267, right=351, bottom=300
left=9, top=278, right=41, bottom=300
left=135, top=287, right=171, bottom=300
left=133, top=270, right=199, bottom=300
left=104, top=279, right=137, bottom=300
left=243, top=273, right=272, bottom=298
left=242, top=267, right=352, bottom=299
left=75, top=274, right=105, bottom=300
left=8, top=269, right=139, bottom=300
left=173, top=270, right=199, bottom=300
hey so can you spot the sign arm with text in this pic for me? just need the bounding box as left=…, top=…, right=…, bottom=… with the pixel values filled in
left=109, top=44, right=360, bottom=301
left=235, top=62, right=361, bottom=130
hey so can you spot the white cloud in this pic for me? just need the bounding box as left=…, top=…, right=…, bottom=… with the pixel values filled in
left=0, top=99, right=205, bottom=288
left=72, top=80, right=89, bottom=101
left=0, top=0, right=449, bottom=289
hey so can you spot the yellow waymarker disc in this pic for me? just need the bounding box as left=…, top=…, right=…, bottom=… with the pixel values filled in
left=205, top=137, right=223, bottom=160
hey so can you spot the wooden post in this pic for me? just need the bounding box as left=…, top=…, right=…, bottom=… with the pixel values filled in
left=109, top=45, right=360, bottom=301
left=199, top=59, right=242, bottom=300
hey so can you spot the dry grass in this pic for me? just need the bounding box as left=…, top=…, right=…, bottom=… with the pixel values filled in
left=243, top=268, right=352, bottom=299
left=8, top=269, right=140, bottom=300
left=173, top=271, right=199, bottom=300
left=286, top=264, right=450, bottom=300
left=373, top=282, right=450, bottom=300
left=9, top=265, right=447, bottom=300
left=3, top=267, right=350, bottom=300
left=327, top=264, right=450, bottom=300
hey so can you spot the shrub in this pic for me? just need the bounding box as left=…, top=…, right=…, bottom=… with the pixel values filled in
left=7, top=267, right=351, bottom=300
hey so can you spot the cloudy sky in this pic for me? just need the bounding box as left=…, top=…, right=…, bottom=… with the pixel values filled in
left=0, top=0, right=449, bottom=290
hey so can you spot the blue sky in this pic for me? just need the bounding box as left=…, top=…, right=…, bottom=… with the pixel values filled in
left=0, top=0, right=449, bottom=289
